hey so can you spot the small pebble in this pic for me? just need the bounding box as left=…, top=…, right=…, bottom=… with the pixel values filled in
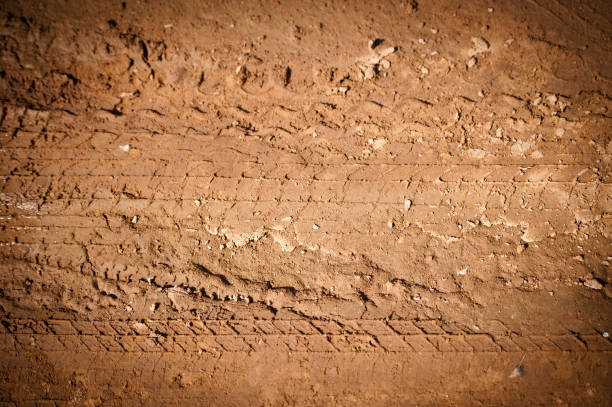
left=603, top=332, right=609, bottom=338
left=119, top=144, right=130, bottom=152
left=509, top=364, right=525, bottom=378
left=378, top=46, right=396, bottom=57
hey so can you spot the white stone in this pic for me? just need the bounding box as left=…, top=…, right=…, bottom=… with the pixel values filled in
left=469, top=37, right=490, bottom=56
left=511, top=140, right=531, bottom=156
left=369, top=137, right=387, bottom=150
left=16, top=202, right=37, bottom=211
left=378, top=46, right=396, bottom=57
left=584, top=279, right=603, bottom=290
left=530, top=150, right=543, bottom=159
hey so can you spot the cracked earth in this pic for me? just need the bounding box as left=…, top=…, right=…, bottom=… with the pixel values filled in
left=0, top=0, right=611, bottom=405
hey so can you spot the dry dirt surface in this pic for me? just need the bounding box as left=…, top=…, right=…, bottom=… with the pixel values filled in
left=0, top=0, right=611, bottom=405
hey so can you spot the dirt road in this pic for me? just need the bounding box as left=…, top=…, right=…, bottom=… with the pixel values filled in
left=0, top=0, right=611, bottom=405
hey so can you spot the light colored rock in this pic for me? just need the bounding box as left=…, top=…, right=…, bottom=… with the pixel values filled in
left=220, top=228, right=266, bottom=247
left=16, top=202, right=37, bottom=211
left=378, top=46, right=396, bottom=57
left=511, top=140, right=531, bottom=156
left=469, top=37, right=490, bottom=56
left=404, top=199, right=412, bottom=211
left=368, top=137, right=387, bottom=150
left=272, top=233, right=295, bottom=252
left=584, top=279, right=603, bottom=290
left=469, top=148, right=486, bottom=159
left=509, top=365, right=525, bottom=378
left=530, top=150, right=543, bottom=159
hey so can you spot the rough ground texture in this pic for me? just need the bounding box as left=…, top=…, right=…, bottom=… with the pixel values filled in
left=0, top=0, right=611, bottom=405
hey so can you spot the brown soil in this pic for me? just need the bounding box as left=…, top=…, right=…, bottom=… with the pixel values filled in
left=0, top=0, right=611, bottom=405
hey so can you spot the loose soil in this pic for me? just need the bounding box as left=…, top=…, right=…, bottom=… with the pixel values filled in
left=0, top=0, right=611, bottom=405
